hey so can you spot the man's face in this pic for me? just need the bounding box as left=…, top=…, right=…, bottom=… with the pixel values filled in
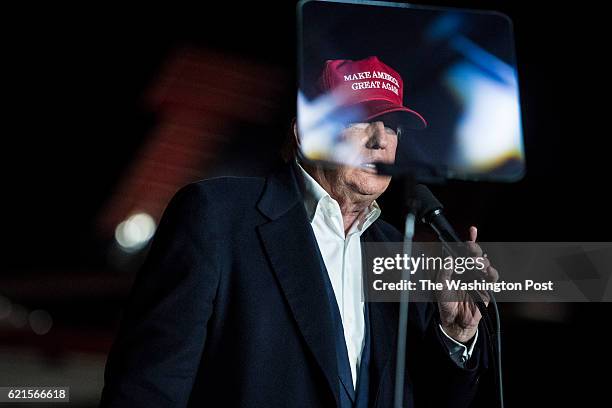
left=326, top=120, right=398, bottom=201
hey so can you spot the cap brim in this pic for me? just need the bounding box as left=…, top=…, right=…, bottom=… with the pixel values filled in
left=360, top=99, right=427, bottom=130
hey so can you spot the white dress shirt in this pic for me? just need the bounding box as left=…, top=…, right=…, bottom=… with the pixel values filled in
left=295, top=162, right=478, bottom=387
left=296, top=162, right=380, bottom=388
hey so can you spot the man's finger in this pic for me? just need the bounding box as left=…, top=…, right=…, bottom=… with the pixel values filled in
left=466, top=241, right=484, bottom=257
left=469, top=226, right=478, bottom=242
left=486, top=266, right=500, bottom=283
left=479, top=257, right=491, bottom=271
left=437, top=267, right=453, bottom=282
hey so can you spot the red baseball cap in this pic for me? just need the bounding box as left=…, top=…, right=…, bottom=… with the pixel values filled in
left=319, top=56, right=427, bottom=130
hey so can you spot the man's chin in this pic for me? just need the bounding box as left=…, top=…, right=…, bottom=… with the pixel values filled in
left=349, top=175, right=391, bottom=197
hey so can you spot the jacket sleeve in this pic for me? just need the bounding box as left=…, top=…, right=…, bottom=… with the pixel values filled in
left=99, top=183, right=220, bottom=408
left=412, top=302, right=494, bottom=408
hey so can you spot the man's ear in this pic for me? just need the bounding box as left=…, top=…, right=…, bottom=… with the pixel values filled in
left=281, top=117, right=301, bottom=162
left=292, top=118, right=301, bottom=149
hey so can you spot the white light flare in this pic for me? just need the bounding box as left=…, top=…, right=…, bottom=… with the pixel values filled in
left=114, top=212, right=157, bottom=253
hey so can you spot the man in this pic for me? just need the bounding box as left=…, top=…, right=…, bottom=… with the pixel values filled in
left=100, top=56, right=497, bottom=407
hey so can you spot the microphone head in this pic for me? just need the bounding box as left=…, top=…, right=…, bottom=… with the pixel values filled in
left=413, top=184, right=443, bottom=221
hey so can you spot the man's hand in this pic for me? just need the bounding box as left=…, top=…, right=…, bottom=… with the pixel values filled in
left=437, top=226, right=499, bottom=343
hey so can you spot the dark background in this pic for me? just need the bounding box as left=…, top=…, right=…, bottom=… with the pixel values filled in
left=3, top=1, right=610, bottom=406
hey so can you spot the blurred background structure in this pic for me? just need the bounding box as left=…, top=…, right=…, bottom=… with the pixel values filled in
left=2, top=1, right=610, bottom=406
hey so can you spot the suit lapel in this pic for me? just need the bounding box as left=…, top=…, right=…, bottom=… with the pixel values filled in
left=361, top=224, right=397, bottom=407
left=256, top=163, right=339, bottom=406
left=362, top=223, right=433, bottom=407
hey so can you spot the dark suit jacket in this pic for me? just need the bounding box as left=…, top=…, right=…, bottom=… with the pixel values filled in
left=100, top=162, right=493, bottom=408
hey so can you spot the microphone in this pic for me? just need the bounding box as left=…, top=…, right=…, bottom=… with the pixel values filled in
left=412, top=182, right=494, bottom=330
left=412, top=183, right=490, bottom=296
left=413, top=184, right=463, bottom=246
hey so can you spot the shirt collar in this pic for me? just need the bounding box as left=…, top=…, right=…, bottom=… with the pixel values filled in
left=295, top=160, right=381, bottom=235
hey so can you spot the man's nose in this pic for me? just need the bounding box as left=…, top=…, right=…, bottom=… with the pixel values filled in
left=365, top=121, right=389, bottom=149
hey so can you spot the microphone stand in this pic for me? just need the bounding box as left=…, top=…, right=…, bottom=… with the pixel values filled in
left=393, top=176, right=417, bottom=408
